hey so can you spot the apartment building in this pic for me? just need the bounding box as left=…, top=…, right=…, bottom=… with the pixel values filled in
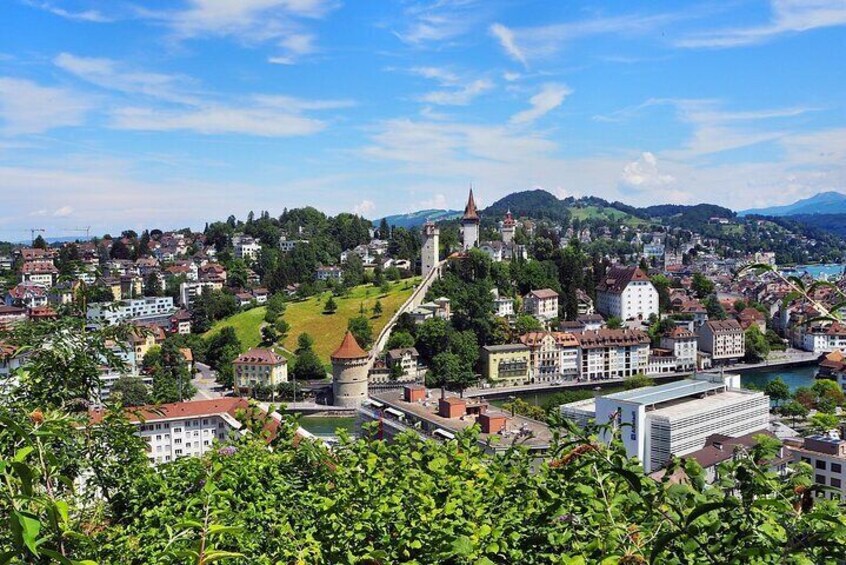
left=791, top=431, right=846, bottom=501
left=801, top=323, right=846, bottom=354
left=482, top=344, right=531, bottom=386
left=697, top=319, right=745, bottom=363
left=523, top=289, right=559, bottom=321
left=519, top=331, right=579, bottom=382
left=233, top=348, right=288, bottom=394
left=575, top=329, right=651, bottom=380
left=87, top=297, right=176, bottom=326
left=659, top=326, right=698, bottom=372
left=595, top=266, right=658, bottom=321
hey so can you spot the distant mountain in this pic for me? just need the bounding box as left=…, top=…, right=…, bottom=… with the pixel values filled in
left=482, top=190, right=571, bottom=222
left=738, top=191, right=846, bottom=217
left=378, top=209, right=460, bottom=230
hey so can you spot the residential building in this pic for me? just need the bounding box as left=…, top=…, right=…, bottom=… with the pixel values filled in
left=88, top=398, right=272, bottom=465
left=519, top=331, right=579, bottom=382
left=523, top=288, right=559, bottom=321
left=595, top=266, right=658, bottom=321
left=697, top=319, right=745, bottom=363
left=575, top=329, right=651, bottom=381
left=233, top=235, right=262, bottom=261
left=577, top=313, right=605, bottom=332
left=87, top=297, right=176, bottom=326
left=5, top=284, right=48, bottom=309
left=179, top=281, right=223, bottom=309
left=737, top=307, right=767, bottom=332
left=791, top=431, right=846, bottom=501
left=315, top=266, right=343, bottom=282
left=233, top=348, right=288, bottom=394
left=410, top=297, right=451, bottom=324
left=576, top=289, right=594, bottom=316
left=279, top=236, right=309, bottom=252
left=0, top=305, right=27, bottom=329
left=802, top=323, right=846, bottom=354
left=493, top=295, right=514, bottom=317
left=482, top=344, right=531, bottom=386
left=561, top=373, right=770, bottom=472
left=21, top=261, right=58, bottom=288
left=386, top=347, right=420, bottom=379
left=660, top=326, right=698, bottom=372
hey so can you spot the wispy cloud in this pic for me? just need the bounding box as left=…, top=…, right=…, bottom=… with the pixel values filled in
left=408, top=66, right=494, bottom=106
left=489, top=23, right=526, bottom=67
left=21, top=0, right=112, bottom=23
left=677, top=0, right=846, bottom=48
left=510, top=83, right=572, bottom=124
left=0, top=77, right=91, bottom=135
left=395, top=0, right=488, bottom=45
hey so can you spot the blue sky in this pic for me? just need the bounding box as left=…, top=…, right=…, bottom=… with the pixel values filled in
left=1, top=0, right=845, bottom=236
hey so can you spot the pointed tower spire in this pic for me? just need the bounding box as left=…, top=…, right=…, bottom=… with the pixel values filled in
left=463, top=188, right=480, bottom=222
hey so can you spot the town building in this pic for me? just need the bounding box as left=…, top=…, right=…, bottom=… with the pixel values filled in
left=737, top=307, right=766, bottom=333
left=331, top=331, right=370, bottom=408
left=88, top=398, right=277, bottom=465
left=659, top=326, right=698, bottom=372
left=595, top=266, right=658, bottom=321
left=421, top=220, right=440, bottom=278
left=359, top=386, right=553, bottom=454
left=519, top=331, right=579, bottom=382
left=460, top=188, right=480, bottom=250
left=278, top=236, right=309, bottom=252
left=482, top=344, right=531, bottom=386
left=0, top=305, right=27, bottom=328
left=179, top=281, right=223, bottom=309
left=386, top=347, right=420, bottom=379
left=233, top=235, right=262, bottom=261
left=315, top=266, right=343, bottom=282
left=801, top=323, right=846, bottom=354
left=87, top=297, right=176, bottom=326
left=790, top=431, right=846, bottom=501
left=576, top=289, right=594, bottom=316
left=575, top=329, right=651, bottom=381
left=5, top=283, right=48, bottom=309
left=21, top=261, right=58, bottom=288
left=523, top=288, right=559, bottom=321
left=233, top=348, right=288, bottom=394
left=561, top=373, right=770, bottom=472
left=410, top=297, right=451, bottom=324
left=697, top=319, right=745, bottom=363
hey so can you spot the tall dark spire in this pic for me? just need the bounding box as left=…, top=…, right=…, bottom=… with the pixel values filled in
left=462, top=188, right=480, bottom=222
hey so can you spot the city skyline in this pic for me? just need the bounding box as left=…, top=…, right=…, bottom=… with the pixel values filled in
left=1, top=0, right=845, bottom=234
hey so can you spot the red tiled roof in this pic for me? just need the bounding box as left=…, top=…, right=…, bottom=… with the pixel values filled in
left=234, top=347, right=286, bottom=366
left=575, top=329, right=650, bottom=349
left=331, top=331, right=368, bottom=360
left=520, top=331, right=579, bottom=348
left=596, top=266, right=650, bottom=294
left=664, top=326, right=695, bottom=339
left=89, top=397, right=250, bottom=425
left=705, top=319, right=743, bottom=333
left=527, top=288, right=559, bottom=300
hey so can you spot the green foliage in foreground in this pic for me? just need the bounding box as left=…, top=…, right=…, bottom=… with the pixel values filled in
left=2, top=319, right=846, bottom=564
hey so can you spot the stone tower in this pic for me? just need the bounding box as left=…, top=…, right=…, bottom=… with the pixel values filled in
left=501, top=209, right=516, bottom=244
left=461, top=188, right=480, bottom=250
left=421, top=220, right=439, bottom=278
left=331, top=331, right=370, bottom=408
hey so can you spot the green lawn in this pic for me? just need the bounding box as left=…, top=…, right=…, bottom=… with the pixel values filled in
left=282, top=278, right=419, bottom=364
left=204, top=278, right=420, bottom=363
left=203, top=305, right=267, bottom=350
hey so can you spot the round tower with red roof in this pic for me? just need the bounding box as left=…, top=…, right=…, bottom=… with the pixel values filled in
left=331, top=331, right=370, bottom=407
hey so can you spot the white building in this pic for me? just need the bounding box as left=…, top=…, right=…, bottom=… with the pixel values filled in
left=279, top=236, right=309, bottom=252
left=89, top=398, right=267, bottom=465
left=233, top=235, right=262, bottom=261
left=595, top=266, right=658, bottom=321
left=561, top=373, right=770, bottom=472
left=179, top=281, right=223, bottom=309
left=575, top=329, right=651, bottom=381
left=21, top=261, right=58, bottom=288
left=697, top=319, right=745, bottom=363
left=523, top=288, right=559, bottom=321
left=659, top=326, right=698, bottom=372
left=801, top=323, right=846, bottom=354
left=87, top=296, right=176, bottom=326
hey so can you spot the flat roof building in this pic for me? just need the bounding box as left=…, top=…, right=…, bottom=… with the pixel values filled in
left=561, top=372, right=769, bottom=472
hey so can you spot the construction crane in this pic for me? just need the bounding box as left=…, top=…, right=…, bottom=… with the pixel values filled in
left=71, top=226, right=92, bottom=239
left=29, top=228, right=45, bottom=245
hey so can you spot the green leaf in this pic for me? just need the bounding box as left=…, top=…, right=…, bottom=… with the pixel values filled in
left=13, top=446, right=34, bottom=463
left=685, top=501, right=735, bottom=528
left=203, top=550, right=245, bottom=563
left=14, top=511, right=42, bottom=556
left=208, top=524, right=242, bottom=536
left=451, top=535, right=474, bottom=557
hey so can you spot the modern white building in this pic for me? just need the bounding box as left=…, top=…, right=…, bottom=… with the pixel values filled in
left=561, top=373, right=770, bottom=472
left=179, top=281, right=223, bottom=308
left=233, top=235, right=262, bottom=261
left=87, top=296, right=176, bottom=326
left=278, top=236, right=309, bottom=252
left=791, top=431, right=846, bottom=501
left=595, top=266, right=658, bottom=321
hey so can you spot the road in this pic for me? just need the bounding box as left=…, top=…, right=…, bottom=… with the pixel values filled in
left=192, top=362, right=226, bottom=400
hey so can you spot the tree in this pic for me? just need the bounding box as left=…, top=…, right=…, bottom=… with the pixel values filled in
left=781, top=400, right=809, bottom=426
left=32, top=234, right=47, bottom=249
left=261, top=325, right=279, bottom=345
left=703, top=295, right=726, bottom=320
left=147, top=341, right=196, bottom=403
left=691, top=273, right=715, bottom=299
left=324, top=295, right=338, bottom=314
left=808, top=412, right=840, bottom=435
left=347, top=315, right=374, bottom=350
left=650, top=274, right=672, bottom=313
left=386, top=330, right=415, bottom=350
left=372, top=300, right=383, bottom=317
left=744, top=326, right=770, bottom=362
left=292, top=333, right=326, bottom=381
left=623, top=373, right=655, bottom=390
left=110, top=375, right=149, bottom=407
left=514, top=314, right=543, bottom=335
left=764, top=377, right=790, bottom=407
left=606, top=316, right=623, bottom=329
left=379, top=217, right=390, bottom=239
left=205, top=327, right=242, bottom=388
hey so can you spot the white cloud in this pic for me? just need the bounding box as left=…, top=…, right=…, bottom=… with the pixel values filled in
left=353, top=200, right=375, bottom=216
left=0, top=77, right=91, bottom=135
left=53, top=205, right=73, bottom=217
left=489, top=23, right=527, bottom=66
left=54, top=53, right=197, bottom=104
left=510, top=83, right=572, bottom=124
left=22, top=1, right=112, bottom=22
left=395, top=0, right=486, bottom=45
left=620, top=152, right=676, bottom=188
left=677, top=0, right=846, bottom=48
left=419, top=79, right=493, bottom=106
left=110, top=105, right=326, bottom=137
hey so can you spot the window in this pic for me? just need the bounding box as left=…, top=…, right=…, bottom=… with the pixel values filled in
left=174, top=428, right=182, bottom=433
left=833, top=463, right=842, bottom=474
left=816, top=474, right=826, bottom=485
left=832, top=478, right=842, bottom=489
left=816, top=460, right=827, bottom=470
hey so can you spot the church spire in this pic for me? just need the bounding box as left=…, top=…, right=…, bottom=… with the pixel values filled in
left=462, top=188, right=480, bottom=222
